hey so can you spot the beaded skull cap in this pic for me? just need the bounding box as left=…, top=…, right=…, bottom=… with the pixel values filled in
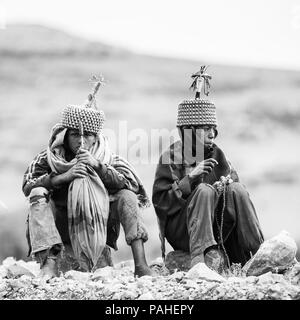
left=61, top=75, right=106, bottom=134
left=177, top=66, right=217, bottom=127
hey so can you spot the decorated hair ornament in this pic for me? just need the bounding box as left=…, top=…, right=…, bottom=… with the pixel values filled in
left=85, top=75, right=107, bottom=109
left=177, top=66, right=217, bottom=127
left=190, top=65, right=212, bottom=99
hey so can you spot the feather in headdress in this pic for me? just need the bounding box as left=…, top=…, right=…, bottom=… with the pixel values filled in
left=190, top=65, right=212, bottom=99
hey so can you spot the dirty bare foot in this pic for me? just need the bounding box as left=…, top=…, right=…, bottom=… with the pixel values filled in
left=191, top=253, right=205, bottom=268
left=134, top=265, right=156, bottom=277
left=204, top=247, right=227, bottom=274
left=39, top=257, right=59, bottom=280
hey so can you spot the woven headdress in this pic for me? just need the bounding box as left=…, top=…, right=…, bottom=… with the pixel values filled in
left=61, top=75, right=106, bottom=134
left=177, top=66, right=217, bottom=127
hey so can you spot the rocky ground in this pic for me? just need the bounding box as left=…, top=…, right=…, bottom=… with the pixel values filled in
left=0, top=231, right=300, bottom=300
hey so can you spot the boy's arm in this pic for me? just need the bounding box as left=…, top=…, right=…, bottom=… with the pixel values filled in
left=152, top=160, right=193, bottom=218
left=22, top=150, right=56, bottom=197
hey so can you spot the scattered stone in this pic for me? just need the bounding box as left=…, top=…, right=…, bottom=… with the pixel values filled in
left=91, top=266, right=114, bottom=281
left=20, top=261, right=40, bottom=277
left=2, top=257, right=17, bottom=267
left=183, top=279, right=199, bottom=289
left=2, top=257, right=40, bottom=278
left=165, top=250, right=191, bottom=272
left=64, top=270, right=91, bottom=282
left=169, top=271, right=185, bottom=282
left=284, top=263, right=300, bottom=285
left=244, top=276, right=259, bottom=284
left=226, top=276, right=245, bottom=284
left=6, top=263, right=35, bottom=278
left=257, top=272, right=282, bottom=285
left=120, top=290, right=139, bottom=300
left=243, top=230, right=297, bottom=276
left=0, top=266, right=8, bottom=278
left=186, top=262, right=225, bottom=282
left=1, top=246, right=300, bottom=300
left=138, top=292, right=154, bottom=300
left=136, top=275, right=153, bottom=289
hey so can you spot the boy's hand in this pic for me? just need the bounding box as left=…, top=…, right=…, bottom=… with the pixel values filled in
left=76, top=149, right=99, bottom=169
left=188, top=158, right=218, bottom=179
left=65, top=163, right=88, bottom=181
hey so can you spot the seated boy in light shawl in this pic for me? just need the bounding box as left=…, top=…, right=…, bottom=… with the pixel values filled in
left=22, top=78, right=154, bottom=278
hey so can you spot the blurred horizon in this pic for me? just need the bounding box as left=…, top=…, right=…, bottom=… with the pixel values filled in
left=0, top=15, right=300, bottom=264
left=1, top=0, right=300, bottom=70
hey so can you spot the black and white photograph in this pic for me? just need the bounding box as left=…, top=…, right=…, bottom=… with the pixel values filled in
left=0, top=0, right=300, bottom=308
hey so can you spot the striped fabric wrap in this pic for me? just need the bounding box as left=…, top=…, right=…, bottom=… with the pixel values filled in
left=47, top=124, right=150, bottom=270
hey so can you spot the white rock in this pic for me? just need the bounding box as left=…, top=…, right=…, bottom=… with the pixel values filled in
left=257, top=272, right=285, bottom=285
left=120, top=290, right=139, bottom=300
left=2, top=257, right=17, bottom=267
left=244, top=276, right=259, bottom=284
left=183, top=279, right=199, bottom=289
left=18, top=261, right=41, bottom=277
left=0, top=266, right=8, bottom=278
left=91, top=266, right=114, bottom=281
left=226, top=276, right=245, bottom=284
left=138, top=292, right=154, bottom=300
left=243, top=230, right=297, bottom=276
left=64, top=270, right=91, bottom=282
left=0, top=282, right=7, bottom=292
left=126, top=283, right=138, bottom=292
left=6, top=263, right=35, bottom=278
left=186, top=262, right=225, bottom=283
left=109, top=283, right=123, bottom=292
left=168, top=271, right=185, bottom=281
left=256, top=292, right=265, bottom=300
left=136, top=276, right=153, bottom=289
left=2, top=257, right=39, bottom=278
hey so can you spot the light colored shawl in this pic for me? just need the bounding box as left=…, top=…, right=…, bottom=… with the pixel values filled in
left=47, top=124, right=150, bottom=270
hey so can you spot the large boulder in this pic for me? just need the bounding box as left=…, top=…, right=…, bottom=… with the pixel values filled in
left=165, top=250, right=191, bottom=272
left=243, top=230, right=297, bottom=276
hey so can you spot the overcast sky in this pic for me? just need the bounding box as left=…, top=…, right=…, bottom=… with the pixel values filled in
left=1, top=0, right=300, bottom=70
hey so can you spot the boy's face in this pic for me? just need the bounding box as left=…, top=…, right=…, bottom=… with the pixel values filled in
left=201, top=125, right=217, bottom=147
left=180, top=125, right=217, bottom=148
left=66, top=129, right=96, bottom=154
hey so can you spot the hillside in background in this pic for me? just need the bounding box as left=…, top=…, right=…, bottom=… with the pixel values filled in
left=0, top=24, right=300, bottom=264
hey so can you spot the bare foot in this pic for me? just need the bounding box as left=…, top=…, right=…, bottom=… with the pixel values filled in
left=38, top=258, right=59, bottom=280
left=191, top=254, right=205, bottom=268
left=204, top=248, right=227, bottom=274
left=134, top=265, right=156, bottom=277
